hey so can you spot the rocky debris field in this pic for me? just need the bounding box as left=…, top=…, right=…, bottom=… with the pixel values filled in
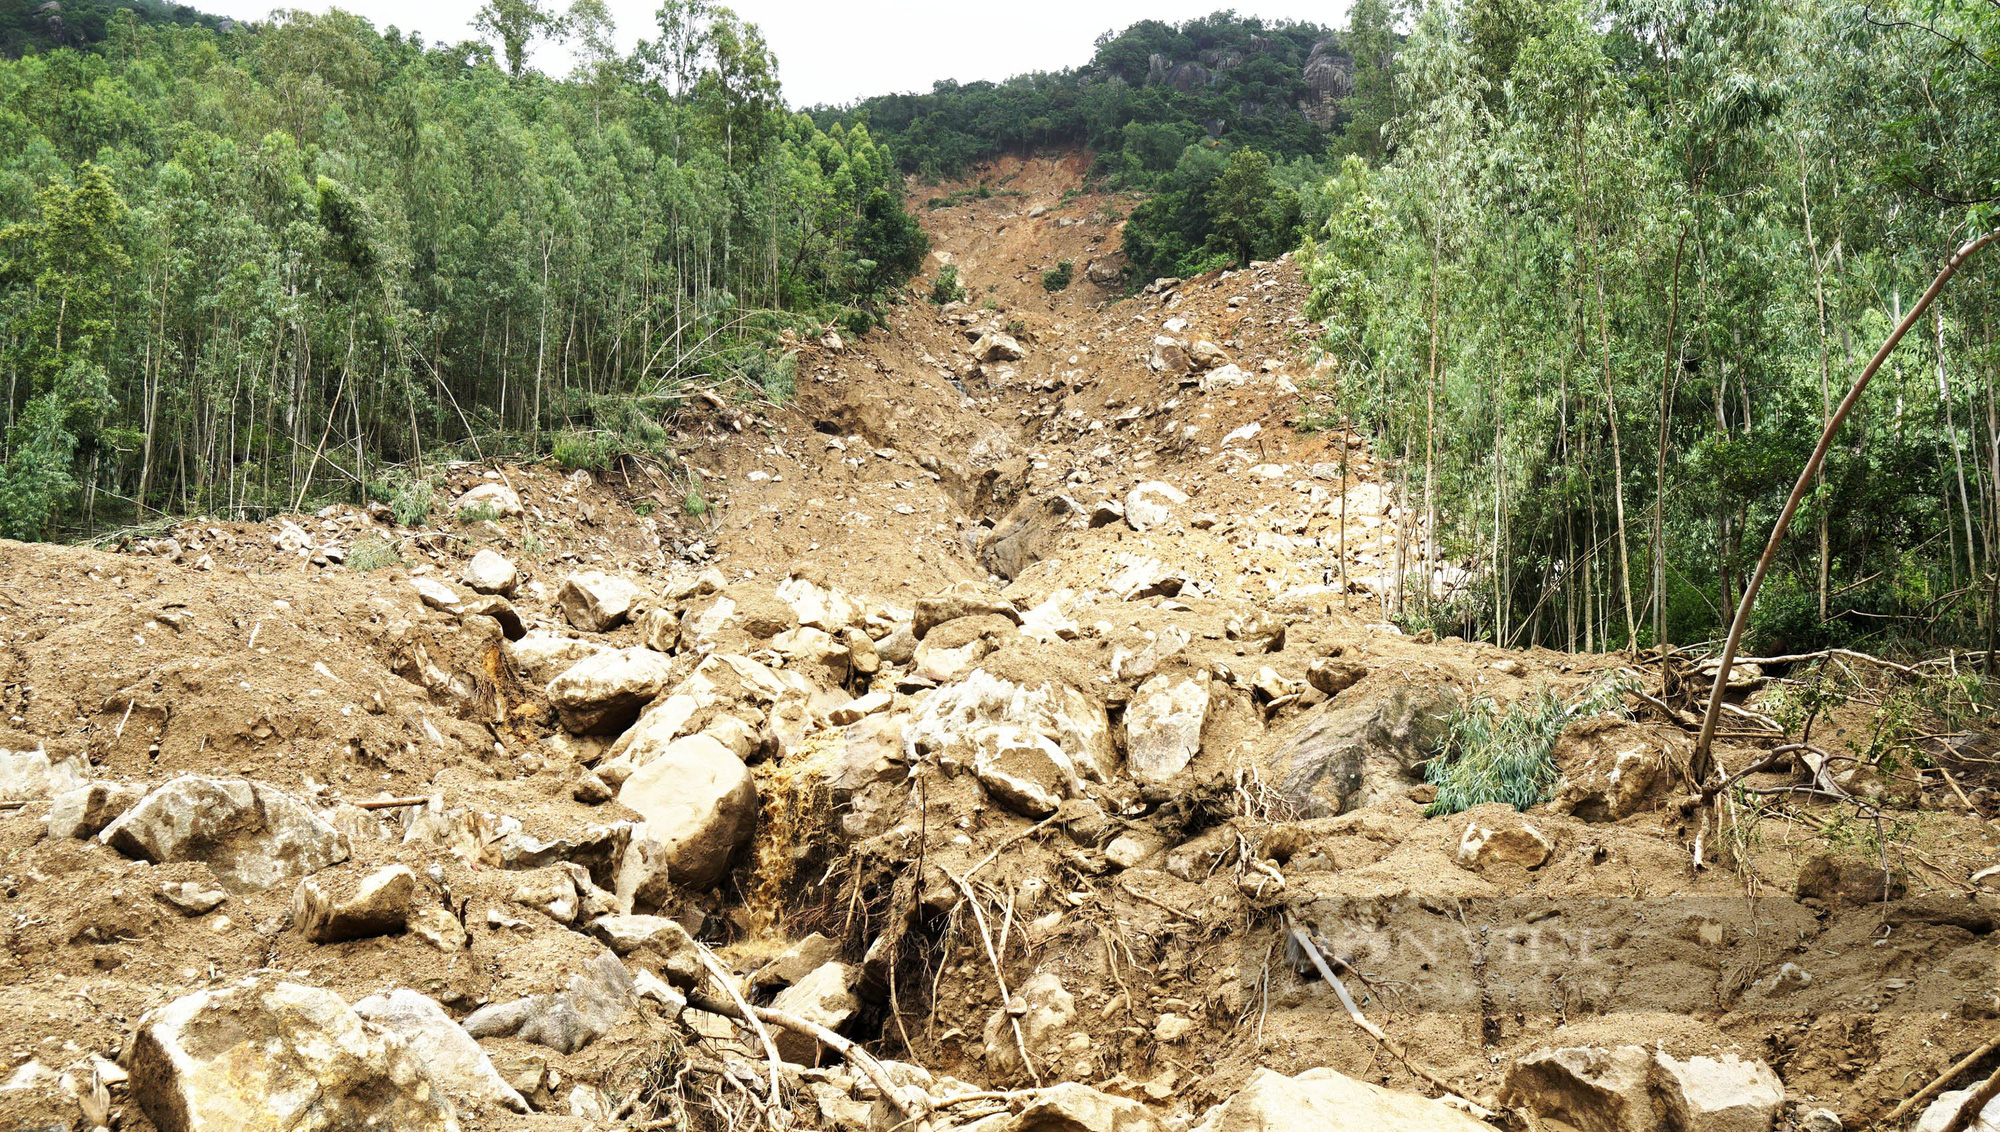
left=4, top=156, right=2000, bottom=1132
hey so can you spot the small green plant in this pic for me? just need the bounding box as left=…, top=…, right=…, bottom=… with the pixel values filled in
left=1004, top=318, right=1026, bottom=336
left=458, top=501, right=502, bottom=525
left=377, top=474, right=434, bottom=528
left=553, top=430, right=615, bottom=471
left=1424, top=676, right=1633, bottom=816
left=346, top=533, right=404, bottom=573
left=633, top=500, right=655, bottom=518
left=931, top=265, right=966, bottom=305
left=1042, top=261, right=1074, bottom=292
left=522, top=534, right=547, bottom=556
left=981, top=298, right=999, bottom=311
left=682, top=487, right=710, bottom=518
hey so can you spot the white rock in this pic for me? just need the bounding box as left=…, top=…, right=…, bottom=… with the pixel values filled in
left=455, top=481, right=522, bottom=518
left=1456, top=817, right=1553, bottom=870
left=294, top=864, right=417, bottom=943
left=1124, top=481, right=1189, bottom=533
left=558, top=571, right=644, bottom=632
left=547, top=647, right=675, bottom=734
left=353, top=988, right=528, bottom=1113
left=972, top=725, right=1079, bottom=817
left=615, top=735, right=757, bottom=899
left=129, top=977, right=458, bottom=1132
left=1125, top=673, right=1210, bottom=784
left=100, top=777, right=348, bottom=893
left=461, top=549, right=519, bottom=595
left=506, top=631, right=611, bottom=686
left=0, top=747, right=86, bottom=800
left=1193, top=1066, right=1488, bottom=1132
left=768, top=961, right=860, bottom=1065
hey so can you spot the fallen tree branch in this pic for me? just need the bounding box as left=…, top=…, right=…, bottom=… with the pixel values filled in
left=685, top=992, right=931, bottom=1130
left=1940, top=1058, right=2000, bottom=1132
left=944, top=868, right=1040, bottom=1088
left=686, top=939, right=785, bottom=1115
left=350, top=795, right=431, bottom=810
left=1281, top=913, right=1492, bottom=1118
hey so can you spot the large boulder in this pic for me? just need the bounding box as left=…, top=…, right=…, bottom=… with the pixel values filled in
left=1191, top=1066, right=1489, bottom=1132
left=768, top=961, right=860, bottom=1065
left=1456, top=810, right=1553, bottom=871
left=455, top=481, right=522, bottom=518
left=505, top=631, right=611, bottom=685
left=1795, top=853, right=1907, bottom=908
left=461, top=549, right=519, bottom=595
left=1504, top=1046, right=1784, bottom=1132
left=547, top=647, right=674, bottom=734
left=972, top=725, right=1079, bottom=817
left=996, top=1083, right=1157, bottom=1132
left=352, top=989, right=528, bottom=1114
left=973, top=332, right=1026, bottom=362
left=615, top=734, right=758, bottom=899
left=1272, top=685, right=1458, bottom=816
left=558, top=571, right=644, bottom=632
left=128, top=976, right=458, bottom=1132
left=100, top=777, right=349, bottom=893
left=461, top=949, right=634, bottom=1056
left=905, top=669, right=1114, bottom=782
left=294, top=864, right=417, bottom=943
left=1125, top=672, right=1211, bottom=784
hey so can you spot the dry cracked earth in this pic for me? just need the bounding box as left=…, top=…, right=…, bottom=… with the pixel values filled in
left=3, top=155, right=2000, bottom=1132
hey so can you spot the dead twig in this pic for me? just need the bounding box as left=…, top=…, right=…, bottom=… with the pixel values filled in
left=943, top=867, right=1039, bottom=1087
left=1887, top=1035, right=2000, bottom=1124
left=1940, top=1060, right=2000, bottom=1132
left=685, top=992, right=931, bottom=1130
left=1281, top=913, right=1491, bottom=1118
left=350, top=795, right=431, bottom=810
left=687, top=939, right=785, bottom=1116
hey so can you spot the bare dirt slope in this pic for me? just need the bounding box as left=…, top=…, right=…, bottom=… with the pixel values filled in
left=1, top=156, right=1997, bottom=1132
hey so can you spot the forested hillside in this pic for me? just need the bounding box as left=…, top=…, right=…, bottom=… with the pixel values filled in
left=821, top=7, right=1400, bottom=281
left=0, top=3, right=925, bottom=538
left=1302, top=0, right=2000, bottom=657
left=0, top=0, right=219, bottom=55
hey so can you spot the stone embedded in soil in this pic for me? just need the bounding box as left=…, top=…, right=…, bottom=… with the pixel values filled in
left=1652, top=1052, right=1785, bottom=1132
left=455, top=481, right=522, bottom=517
left=352, top=988, right=529, bottom=1113
left=558, top=570, right=644, bottom=632
left=1305, top=658, right=1365, bottom=698
left=47, top=780, right=144, bottom=839
left=985, top=971, right=1075, bottom=1078
left=913, top=582, right=1019, bottom=640
left=1192, top=1066, right=1489, bottom=1132
left=1124, top=672, right=1210, bottom=784
left=1919, top=1087, right=2000, bottom=1132
left=410, top=907, right=469, bottom=951
left=128, top=976, right=459, bottom=1132
left=0, top=746, right=87, bottom=800
left=547, top=646, right=674, bottom=734
left=1456, top=813, right=1554, bottom=870
left=506, top=630, right=611, bottom=685
left=1104, top=834, right=1153, bottom=870
left=1188, top=339, right=1229, bottom=370
left=615, top=733, right=758, bottom=897
left=972, top=724, right=1079, bottom=817
left=100, top=776, right=349, bottom=894
left=751, top=932, right=841, bottom=991
left=1273, top=685, right=1457, bottom=816
left=829, top=690, right=892, bottom=725
left=461, top=548, right=519, bottom=595
left=999, top=1083, right=1159, bottom=1132
left=461, top=948, right=634, bottom=1055
left=295, top=863, right=417, bottom=943
left=1506, top=1045, right=1784, bottom=1132
left=769, top=960, right=860, bottom=1065
left=411, top=575, right=462, bottom=611
left=973, top=331, right=1026, bottom=362
left=158, top=880, right=227, bottom=916
left=1795, top=853, right=1908, bottom=907
left=1123, top=480, right=1188, bottom=533
left=638, top=606, right=682, bottom=653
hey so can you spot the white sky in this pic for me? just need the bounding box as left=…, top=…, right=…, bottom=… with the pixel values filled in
left=198, top=1, right=1353, bottom=107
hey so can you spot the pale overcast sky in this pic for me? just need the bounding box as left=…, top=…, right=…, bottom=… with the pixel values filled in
left=198, top=2, right=1352, bottom=107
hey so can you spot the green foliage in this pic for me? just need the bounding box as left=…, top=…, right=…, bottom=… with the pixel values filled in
left=1425, top=677, right=1632, bottom=816
left=552, top=431, right=616, bottom=472
left=0, top=393, right=78, bottom=539
left=0, top=5, right=923, bottom=539
left=930, top=265, right=965, bottom=305
left=823, top=13, right=1342, bottom=183
left=681, top=486, right=709, bottom=517
left=0, top=0, right=219, bottom=55
left=368, top=473, right=435, bottom=529
left=1303, top=0, right=2000, bottom=656
left=1041, top=260, right=1073, bottom=292
left=458, top=502, right=503, bottom=525
left=345, top=533, right=404, bottom=574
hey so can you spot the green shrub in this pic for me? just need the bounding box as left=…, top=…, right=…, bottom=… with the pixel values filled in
left=1424, top=677, right=1632, bottom=816
left=837, top=306, right=877, bottom=341
left=682, top=487, right=709, bottom=518
left=552, top=430, right=615, bottom=471
left=1042, top=260, right=1074, bottom=292
left=386, top=476, right=435, bottom=528
left=458, top=502, right=503, bottom=525
left=931, top=265, right=966, bottom=305
left=347, top=533, right=403, bottom=573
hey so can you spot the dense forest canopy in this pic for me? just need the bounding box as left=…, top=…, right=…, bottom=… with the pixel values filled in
left=0, top=0, right=219, bottom=55
left=0, top=0, right=926, bottom=538
left=1304, top=0, right=2000, bottom=657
